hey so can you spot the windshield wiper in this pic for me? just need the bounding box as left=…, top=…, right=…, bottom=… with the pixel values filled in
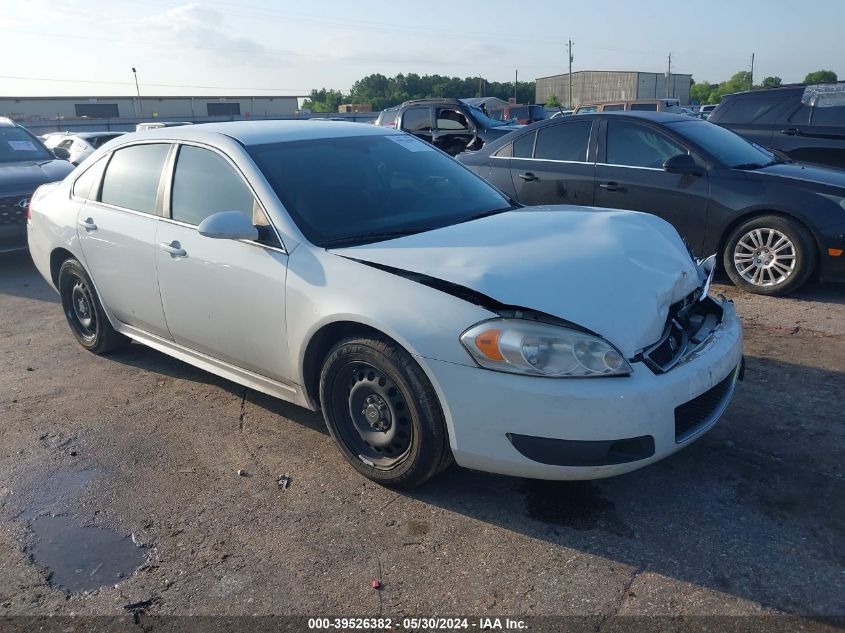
left=322, top=227, right=437, bottom=248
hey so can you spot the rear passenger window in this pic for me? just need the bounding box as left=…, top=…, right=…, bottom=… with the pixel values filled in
left=401, top=108, right=432, bottom=132
left=72, top=156, right=107, bottom=200
left=811, top=94, right=845, bottom=126
left=100, top=144, right=169, bottom=213
left=170, top=145, right=278, bottom=246
left=534, top=122, right=591, bottom=161
left=512, top=132, right=536, bottom=158
left=629, top=103, right=657, bottom=111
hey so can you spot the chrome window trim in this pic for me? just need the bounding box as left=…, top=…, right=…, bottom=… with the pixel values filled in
left=597, top=163, right=666, bottom=171
left=493, top=156, right=593, bottom=166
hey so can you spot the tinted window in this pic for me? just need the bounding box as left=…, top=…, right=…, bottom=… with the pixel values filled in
left=207, top=102, right=240, bottom=116
left=379, top=109, right=397, bottom=127
left=493, top=143, right=512, bottom=158
left=666, top=120, right=774, bottom=168
left=74, top=103, right=119, bottom=118
left=811, top=94, right=845, bottom=126
left=436, top=108, right=469, bottom=131
left=247, top=135, right=511, bottom=247
left=605, top=121, right=686, bottom=168
left=90, top=134, right=122, bottom=148
left=72, top=156, right=107, bottom=200
left=171, top=145, right=258, bottom=226
left=629, top=103, right=657, bottom=111
left=513, top=132, right=535, bottom=158
left=719, top=96, right=784, bottom=124
left=534, top=121, right=591, bottom=161
left=577, top=106, right=597, bottom=114
left=0, top=126, right=52, bottom=163
left=603, top=104, right=625, bottom=111
left=100, top=144, right=169, bottom=213
left=401, top=108, right=431, bottom=132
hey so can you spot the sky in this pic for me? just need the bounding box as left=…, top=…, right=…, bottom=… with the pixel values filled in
left=2, top=0, right=844, bottom=97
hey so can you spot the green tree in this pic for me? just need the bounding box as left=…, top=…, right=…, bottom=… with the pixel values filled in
left=546, top=94, right=562, bottom=108
left=804, top=70, right=838, bottom=84
left=760, top=76, right=782, bottom=88
left=301, top=88, right=344, bottom=112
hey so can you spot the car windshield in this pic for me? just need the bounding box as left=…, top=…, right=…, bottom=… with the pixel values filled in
left=0, top=126, right=52, bottom=163
left=467, top=105, right=512, bottom=128
left=247, top=134, right=514, bottom=247
left=666, top=119, right=777, bottom=168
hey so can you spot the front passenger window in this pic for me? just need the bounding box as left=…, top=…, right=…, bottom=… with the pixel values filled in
left=605, top=121, right=687, bottom=169
left=171, top=145, right=277, bottom=245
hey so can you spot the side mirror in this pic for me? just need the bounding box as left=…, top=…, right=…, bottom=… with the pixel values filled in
left=52, top=147, right=71, bottom=160
left=197, top=210, right=259, bottom=241
left=663, top=153, right=698, bottom=174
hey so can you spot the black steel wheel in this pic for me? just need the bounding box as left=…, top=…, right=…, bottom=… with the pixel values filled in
left=58, top=258, right=129, bottom=354
left=319, top=336, right=452, bottom=488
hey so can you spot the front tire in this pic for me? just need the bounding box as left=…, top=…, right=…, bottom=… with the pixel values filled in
left=58, top=258, right=129, bottom=354
left=723, top=215, right=816, bottom=296
left=319, top=336, right=451, bottom=488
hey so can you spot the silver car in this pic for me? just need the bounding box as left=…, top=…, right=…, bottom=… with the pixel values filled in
left=27, top=121, right=742, bottom=488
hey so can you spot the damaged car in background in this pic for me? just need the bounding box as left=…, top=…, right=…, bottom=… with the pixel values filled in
left=27, top=121, right=742, bottom=488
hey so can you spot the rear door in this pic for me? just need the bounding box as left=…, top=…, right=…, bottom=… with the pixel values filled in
left=399, top=107, right=434, bottom=146
left=76, top=142, right=171, bottom=338
left=594, top=119, right=709, bottom=251
left=508, top=119, right=596, bottom=206
left=713, top=93, right=792, bottom=148
left=777, top=90, right=845, bottom=168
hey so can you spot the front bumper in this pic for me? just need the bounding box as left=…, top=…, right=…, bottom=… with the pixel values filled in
left=422, top=300, right=743, bottom=480
left=817, top=221, right=845, bottom=283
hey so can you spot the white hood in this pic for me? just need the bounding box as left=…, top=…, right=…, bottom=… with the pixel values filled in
left=331, top=206, right=702, bottom=358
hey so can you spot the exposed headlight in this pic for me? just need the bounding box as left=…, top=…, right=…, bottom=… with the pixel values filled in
left=460, top=319, right=632, bottom=378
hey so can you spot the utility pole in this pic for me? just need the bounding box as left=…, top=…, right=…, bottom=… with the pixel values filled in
left=666, top=53, right=672, bottom=98
left=131, top=67, right=143, bottom=117
left=749, top=53, right=755, bottom=90
left=514, top=69, right=518, bottom=102
left=567, top=39, right=574, bottom=109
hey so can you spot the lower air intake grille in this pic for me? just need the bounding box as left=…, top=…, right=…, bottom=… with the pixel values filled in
left=0, top=195, right=30, bottom=227
left=674, top=368, right=738, bottom=443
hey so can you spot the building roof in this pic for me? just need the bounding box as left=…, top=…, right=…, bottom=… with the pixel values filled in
left=535, top=70, right=692, bottom=80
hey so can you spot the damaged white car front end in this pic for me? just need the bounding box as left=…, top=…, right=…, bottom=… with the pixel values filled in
left=327, top=207, right=743, bottom=479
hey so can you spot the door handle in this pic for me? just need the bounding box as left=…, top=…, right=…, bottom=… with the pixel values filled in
left=159, top=241, right=187, bottom=258
left=780, top=128, right=800, bottom=136
left=517, top=172, right=538, bottom=181
left=599, top=182, right=624, bottom=192
left=78, top=217, right=97, bottom=231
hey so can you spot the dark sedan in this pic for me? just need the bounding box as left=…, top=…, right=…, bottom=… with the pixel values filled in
left=457, top=112, right=845, bottom=295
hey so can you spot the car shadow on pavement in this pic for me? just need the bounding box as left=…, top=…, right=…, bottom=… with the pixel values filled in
left=0, top=252, right=59, bottom=304
left=104, top=340, right=844, bottom=616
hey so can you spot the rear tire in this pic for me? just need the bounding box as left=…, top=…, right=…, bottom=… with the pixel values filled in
left=58, top=258, right=129, bottom=354
left=319, top=336, right=452, bottom=488
left=722, top=215, right=816, bottom=296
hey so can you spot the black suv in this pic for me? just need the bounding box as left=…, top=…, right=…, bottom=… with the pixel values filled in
left=394, top=98, right=520, bottom=155
left=709, top=83, right=845, bottom=169
left=0, top=118, right=74, bottom=253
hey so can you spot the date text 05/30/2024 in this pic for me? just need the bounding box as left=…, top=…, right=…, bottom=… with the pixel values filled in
left=307, top=617, right=527, bottom=630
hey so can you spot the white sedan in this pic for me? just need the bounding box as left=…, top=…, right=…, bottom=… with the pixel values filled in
left=27, top=121, right=743, bottom=487
left=42, top=131, right=125, bottom=165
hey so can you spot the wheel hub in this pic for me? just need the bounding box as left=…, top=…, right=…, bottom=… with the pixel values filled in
left=734, top=228, right=796, bottom=287
left=363, top=394, right=391, bottom=432
left=71, top=283, right=94, bottom=330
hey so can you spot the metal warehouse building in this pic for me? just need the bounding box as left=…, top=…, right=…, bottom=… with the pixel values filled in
left=0, top=95, right=299, bottom=122
left=535, top=70, right=692, bottom=107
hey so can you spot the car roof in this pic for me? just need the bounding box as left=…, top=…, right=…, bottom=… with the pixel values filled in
left=574, top=111, right=694, bottom=123
left=116, top=119, right=399, bottom=146
left=74, top=131, right=125, bottom=138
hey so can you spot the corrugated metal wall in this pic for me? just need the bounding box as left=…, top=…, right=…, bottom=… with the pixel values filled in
left=536, top=71, right=691, bottom=106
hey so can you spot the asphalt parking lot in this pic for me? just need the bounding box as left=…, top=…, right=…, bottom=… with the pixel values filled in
left=0, top=251, right=843, bottom=625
